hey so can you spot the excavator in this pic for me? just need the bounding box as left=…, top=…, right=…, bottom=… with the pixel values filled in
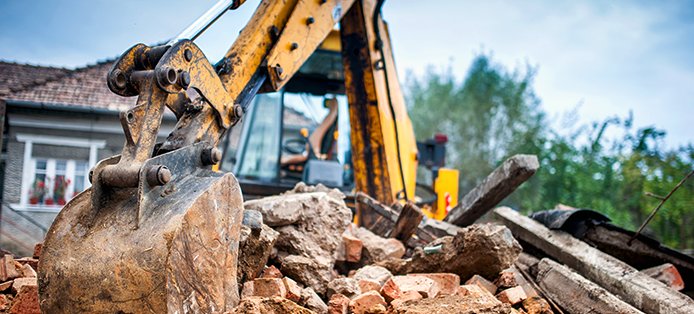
left=38, top=0, right=459, bottom=312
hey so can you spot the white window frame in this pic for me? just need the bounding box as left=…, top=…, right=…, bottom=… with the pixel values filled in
left=15, top=134, right=106, bottom=212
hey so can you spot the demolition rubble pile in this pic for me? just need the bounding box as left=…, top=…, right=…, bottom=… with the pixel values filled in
left=234, top=183, right=554, bottom=314
left=0, top=245, right=40, bottom=313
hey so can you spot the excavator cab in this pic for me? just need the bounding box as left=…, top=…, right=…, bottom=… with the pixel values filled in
left=220, top=33, right=356, bottom=198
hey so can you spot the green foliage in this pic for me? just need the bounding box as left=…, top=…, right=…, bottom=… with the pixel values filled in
left=405, top=54, right=694, bottom=249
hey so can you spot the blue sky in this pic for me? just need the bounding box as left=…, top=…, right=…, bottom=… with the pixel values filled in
left=1, top=0, right=692, bottom=148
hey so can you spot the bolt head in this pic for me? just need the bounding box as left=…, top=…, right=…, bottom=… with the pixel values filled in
left=180, top=71, right=191, bottom=88
left=290, top=42, right=299, bottom=50
left=306, top=16, right=315, bottom=25
left=184, top=49, right=193, bottom=62
left=113, top=69, right=127, bottom=89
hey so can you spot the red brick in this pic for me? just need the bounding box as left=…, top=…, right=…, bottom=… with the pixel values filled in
left=0, top=255, right=20, bottom=282
left=10, top=285, right=40, bottom=314
left=343, top=235, right=363, bottom=263
left=379, top=278, right=402, bottom=302
left=390, top=290, right=423, bottom=308
left=349, top=291, right=387, bottom=314
left=641, top=263, right=685, bottom=291
left=282, top=277, right=302, bottom=303
left=328, top=293, right=350, bottom=314
left=11, top=277, right=36, bottom=294
left=14, top=258, right=38, bottom=272
left=409, top=273, right=460, bottom=296
left=260, top=265, right=283, bottom=279
left=391, top=275, right=440, bottom=298
left=358, top=279, right=381, bottom=294
left=32, top=243, right=42, bottom=259
left=0, top=280, right=12, bottom=292
left=456, top=284, right=501, bottom=305
left=252, top=278, right=287, bottom=298
left=496, top=286, right=527, bottom=305
left=465, top=274, right=497, bottom=295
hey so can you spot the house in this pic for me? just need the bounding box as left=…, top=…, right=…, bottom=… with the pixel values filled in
left=0, top=59, right=317, bottom=256
left=0, top=60, right=178, bottom=255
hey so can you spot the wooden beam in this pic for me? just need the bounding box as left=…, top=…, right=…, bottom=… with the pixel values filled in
left=536, top=258, right=644, bottom=314
left=494, top=207, right=694, bottom=314
left=445, top=155, right=539, bottom=226
left=389, top=202, right=423, bottom=242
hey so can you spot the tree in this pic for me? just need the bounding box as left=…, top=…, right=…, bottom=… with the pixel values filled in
left=406, top=54, right=694, bottom=249
left=405, top=55, right=545, bottom=208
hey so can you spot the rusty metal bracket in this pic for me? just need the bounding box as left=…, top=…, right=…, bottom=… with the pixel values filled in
left=156, top=40, right=235, bottom=128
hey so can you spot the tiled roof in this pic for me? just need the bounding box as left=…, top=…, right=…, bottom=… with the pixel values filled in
left=0, top=60, right=136, bottom=111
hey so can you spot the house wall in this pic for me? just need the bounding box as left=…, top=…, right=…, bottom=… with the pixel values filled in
left=0, top=104, right=176, bottom=255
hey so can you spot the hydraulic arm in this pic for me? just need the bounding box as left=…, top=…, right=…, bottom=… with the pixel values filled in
left=38, top=0, right=418, bottom=312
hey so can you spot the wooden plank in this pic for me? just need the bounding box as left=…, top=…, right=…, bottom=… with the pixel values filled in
left=389, top=202, right=423, bottom=242
left=355, top=192, right=397, bottom=237
left=536, top=258, right=644, bottom=314
left=494, top=207, right=694, bottom=314
left=445, top=155, right=539, bottom=226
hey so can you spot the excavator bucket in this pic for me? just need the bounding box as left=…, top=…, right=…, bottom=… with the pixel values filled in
left=38, top=39, right=247, bottom=313
left=38, top=144, right=245, bottom=313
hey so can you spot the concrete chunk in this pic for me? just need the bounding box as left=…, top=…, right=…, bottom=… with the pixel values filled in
left=379, top=224, right=522, bottom=280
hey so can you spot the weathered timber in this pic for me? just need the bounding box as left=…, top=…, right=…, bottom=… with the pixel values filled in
left=355, top=192, right=397, bottom=237
left=389, top=202, right=424, bottom=242
left=582, top=224, right=694, bottom=288
left=494, top=206, right=694, bottom=314
left=445, top=155, right=539, bottom=226
left=536, top=258, right=644, bottom=314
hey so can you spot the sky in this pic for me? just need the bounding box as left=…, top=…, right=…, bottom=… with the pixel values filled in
left=1, top=0, right=692, bottom=148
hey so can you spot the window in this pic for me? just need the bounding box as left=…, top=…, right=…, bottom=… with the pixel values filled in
left=26, top=158, right=89, bottom=207
left=16, top=134, right=106, bottom=211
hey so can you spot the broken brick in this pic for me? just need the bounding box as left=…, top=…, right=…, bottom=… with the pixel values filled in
left=0, top=280, right=12, bottom=292
left=391, top=275, right=440, bottom=298
left=456, top=284, right=501, bottom=305
left=496, top=286, right=527, bottom=305
left=10, top=284, right=39, bottom=314
left=409, top=273, right=459, bottom=295
left=390, top=290, right=423, bottom=309
left=328, top=293, right=350, bottom=314
left=11, top=277, right=37, bottom=294
left=358, top=279, right=381, bottom=294
left=0, top=255, right=20, bottom=282
left=282, top=277, right=303, bottom=303
left=349, top=291, right=386, bottom=314
left=343, top=235, right=363, bottom=263
left=260, top=265, right=283, bottom=279
left=20, top=264, right=36, bottom=278
left=465, top=274, right=497, bottom=295
left=640, top=263, right=685, bottom=291
left=252, top=278, right=287, bottom=298
left=379, top=278, right=402, bottom=302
